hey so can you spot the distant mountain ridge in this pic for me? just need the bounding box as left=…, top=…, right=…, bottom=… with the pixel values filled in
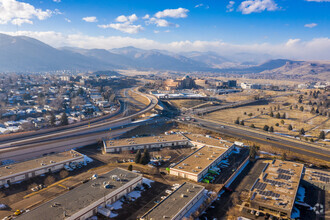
left=0, top=33, right=328, bottom=80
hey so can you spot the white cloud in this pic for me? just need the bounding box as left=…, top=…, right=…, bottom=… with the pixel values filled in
left=115, top=15, right=128, bottom=23
left=115, top=14, right=138, bottom=23
left=98, top=22, right=143, bottom=34
left=154, top=30, right=160, bottom=34
left=155, top=8, right=189, bottom=18
left=53, top=0, right=61, bottom=3
left=100, top=14, right=141, bottom=34
left=143, top=14, right=150, bottom=19
left=148, top=18, right=171, bottom=27
left=65, top=18, right=71, bottom=23
left=195, top=3, right=204, bottom=8
left=305, top=0, right=330, bottom=2
left=0, top=0, right=52, bottom=26
left=226, top=1, right=235, bottom=12
left=82, top=16, right=98, bottom=23
left=238, top=0, right=279, bottom=14
left=304, top=23, right=318, bottom=28
left=2, top=31, right=330, bottom=60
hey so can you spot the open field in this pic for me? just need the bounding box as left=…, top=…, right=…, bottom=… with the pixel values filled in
left=127, top=89, right=150, bottom=106
left=169, top=99, right=209, bottom=109
left=205, top=90, right=329, bottom=145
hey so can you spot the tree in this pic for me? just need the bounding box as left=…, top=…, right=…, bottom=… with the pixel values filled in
left=263, top=125, right=269, bottom=131
left=250, top=124, right=255, bottom=128
left=299, top=128, right=305, bottom=135
left=281, top=153, right=287, bottom=161
left=248, top=113, right=253, bottom=117
left=269, top=126, right=274, bottom=132
left=249, top=144, right=258, bottom=160
left=270, top=111, right=274, bottom=117
left=281, top=119, right=285, bottom=125
left=234, top=117, right=240, bottom=124
left=61, top=112, right=69, bottom=125
left=44, top=175, right=55, bottom=185
left=319, top=131, right=325, bottom=140
left=282, top=113, right=286, bottom=119
left=275, top=123, right=279, bottom=126
left=134, top=150, right=141, bottom=163
left=50, top=113, right=56, bottom=127
left=299, top=106, right=304, bottom=111
left=128, top=164, right=133, bottom=171
left=288, top=124, right=293, bottom=130
left=240, top=120, right=245, bottom=126
left=275, top=113, right=281, bottom=119
left=315, top=108, right=319, bottom=114
left=310, top=107, right=315, bottom=113
left=140, top=148, right=150, bottom=165
left=59, top=170, right=69, bottom=179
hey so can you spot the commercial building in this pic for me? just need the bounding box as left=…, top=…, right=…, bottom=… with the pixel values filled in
left=103, top=134, right=189, bottom=153
left=170, top=134, right=234, bottom=182
left=249, top=160, right=304, bottom=219
left=240, top=82, right=262, bottom=90
left=140, top=182, right=205, bottom=220
left=17, top=168, right=142, bottom=220
left=164, top=76, right=196, bottom=90
left=0, top=150, right=84, bottom=187
left=303, top=168, right=330, bottom=191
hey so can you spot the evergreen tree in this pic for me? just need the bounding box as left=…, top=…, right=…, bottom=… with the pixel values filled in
left=299, top=128, right=305, bottom=135
left=234, top=117, right=240, bottom=124
left=281, top=119, right=285, bottom=125
left=61, top=112, right=69, bottom=125
left=240, top=120, right=245, bottom=126
left=134, top=150, right=141, bottom=163
left=269, top=126, right=274, bottom=132
left=315, top=109, right=319, bottom=114
left=270, top=111, right=274, bottom=117
left=275, top=113, right=280, bottom=119
left=249, top=144, right=258, bottom=160
left=288, top=124, right=293, bottom=130
left=319, top=131, right=325, bottom=140
left=275, top=123, right=279, bottom=126
left=140, top=148, right=150, bottom=165
left=282, top=113, right=286, bottom=119
left=128, top=164, right=133, bottom=171
left=299, top=106, right=304, bottom=111
left=250, top=124, right=255, bottom=128
left=263, top=125, right=269, bottom=131
left=50, top=113, right=56, bottom=127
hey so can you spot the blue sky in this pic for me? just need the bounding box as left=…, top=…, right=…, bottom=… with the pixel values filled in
left=0, top=0, right=329, bottom=59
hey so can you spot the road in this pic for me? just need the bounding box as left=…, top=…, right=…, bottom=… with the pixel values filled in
left=183, top=118, right=330, bottom=162
left=0, top=88, right=158, bottom=149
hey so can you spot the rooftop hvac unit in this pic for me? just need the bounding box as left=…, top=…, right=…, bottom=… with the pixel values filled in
left=196, top=166, right=202, bottom=169
left=181, top=194, right=187, bottom=198
left=178, top=166, right=183, bottom=169
left=183, top=163, right=188, bottom=166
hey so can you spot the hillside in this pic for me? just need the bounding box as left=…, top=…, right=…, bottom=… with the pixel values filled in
left=260, top=61, right=330, bottom=80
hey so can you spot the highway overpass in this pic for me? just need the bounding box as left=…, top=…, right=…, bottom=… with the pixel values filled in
left=0, top=88, right=160, bottom=161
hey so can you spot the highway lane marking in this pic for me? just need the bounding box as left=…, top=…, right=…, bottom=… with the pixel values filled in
left=0, top=93, right=157, bottom=148
left=197, top=117, right=330, bottom=151
left=187, top=120, right=330, bottom=160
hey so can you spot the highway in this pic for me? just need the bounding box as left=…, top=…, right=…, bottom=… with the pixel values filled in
left=184, top=118, right=330, bottom=162
left=0, top=88, right=158, bottom=150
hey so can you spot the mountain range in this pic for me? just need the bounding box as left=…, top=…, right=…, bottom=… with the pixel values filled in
left=0, top=33, right=329, bottom=80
